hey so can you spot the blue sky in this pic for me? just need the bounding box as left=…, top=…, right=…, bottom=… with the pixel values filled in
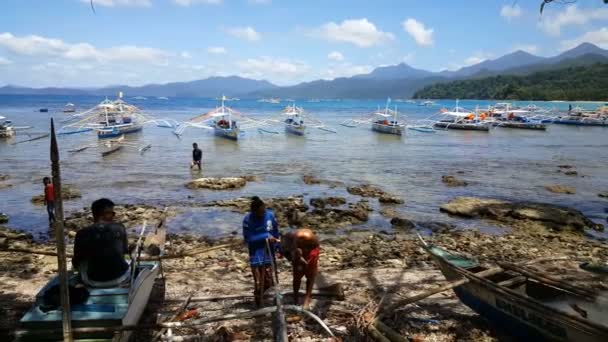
left=0, top=0, right=607, bottom=87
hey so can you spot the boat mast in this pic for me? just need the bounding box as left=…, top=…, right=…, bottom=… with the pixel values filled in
left=50, top=118, right=73, bottom=342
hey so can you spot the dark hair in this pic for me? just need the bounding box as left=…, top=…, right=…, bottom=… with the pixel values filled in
left=43, top=177, right=50, bottom=183
left=91, top=198, right=114, bottom=219
left=250, top=196, right=265, bottom=212
left=192, top=142, right=198, bottom=147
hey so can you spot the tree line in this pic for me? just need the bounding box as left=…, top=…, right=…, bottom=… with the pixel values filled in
left=412, top=63, right=608, bottom=101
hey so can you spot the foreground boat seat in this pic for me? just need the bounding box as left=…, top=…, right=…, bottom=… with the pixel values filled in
left=79, top=262, right=131, bottom=288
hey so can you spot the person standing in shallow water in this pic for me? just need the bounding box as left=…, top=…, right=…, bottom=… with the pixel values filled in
left=242, top=196, right=280, bottom=307
left=43, top=177, right=55, bottom=225
left=191, top=142, right=202, bottom=170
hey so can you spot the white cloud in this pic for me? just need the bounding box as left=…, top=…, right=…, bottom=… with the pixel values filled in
left=316, top=18, right=394, bottom=48
left=464, top=56, right=486, bottom=65
left=539, top=5, right=608, bottom=36
left=0, top=32, right=170, bottom=64
left=173, top=0, right=223, bottom=6
left=82, top=0, right=151, bottom=7
left=248, top=0, right=271, bottom=4
left=459, top=51, right=495, bottom=68
left=402, top=18, right=434, bottom=47
left=561, top=27, right=608, bottom=50
left=236, top=57, right=309, bottom=84
left=321, top=63, right=373, bottom=80
left=513, top=44, right=539, bottom=54
left=180, top=51, right=192, bottom=58
left=227, top=26, right=261, bottom=42
left=327, top=51, right=344, bottom=61
left=0, top=56, right=12, bottom=65
left=500, top=4, right=522, bottom=21
left=207, top=46, right=227, bottom=54
left=402, top=53, right=415, bottom=63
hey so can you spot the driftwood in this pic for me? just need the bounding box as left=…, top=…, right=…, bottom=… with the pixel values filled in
left=367, top=324, right=391, bottom=342
left=11, top=133, right=49, bottom=145
left=373, top=320, right=408, bottom=342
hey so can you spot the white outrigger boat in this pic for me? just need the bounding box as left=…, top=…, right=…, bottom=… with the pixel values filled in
left=0, top=115, right=15, bottom=138
left=432, top=100, right=491, bottom=131
left=63, top=103, right=76, bottom=113
left=175, top=96, right=265, bottom=141
left=283, top=104, right=306, bottom=136
left=340, top=98, right=405, bottom=136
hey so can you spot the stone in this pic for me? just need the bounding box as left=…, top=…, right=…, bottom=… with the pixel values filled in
left=309, top=197, right=346, bottom=208
left=390, top=217, right=415, bottom=229
left=440, top=196, right=601, bottom=232
left=0, top=213, right=9, bottom=224
left=545, top=184, right=576, bottom=194
left=598, top=192, right=608, bottom=198
left=378, top=195, right=404, bottom=205
left=557, top=165, right=574, bottom=169
left=442, top=175, right=468, bottom=187
left=31, top=184, right=82, bottom=204
left=346, top=184, right=386, bottom=197
left=563, top=170, right=578, bottom=176
left=185, top=177, right=247, bottom=190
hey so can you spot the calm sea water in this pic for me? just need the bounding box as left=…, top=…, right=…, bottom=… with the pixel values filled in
left=1, top=95, right=607, bottom=239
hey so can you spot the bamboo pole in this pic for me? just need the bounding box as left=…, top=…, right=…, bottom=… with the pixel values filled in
left=373, top=320, right=407, bottom=342
left=50, top=118, right=73, bottom=342
left=11, top=133, right=49, bottom=145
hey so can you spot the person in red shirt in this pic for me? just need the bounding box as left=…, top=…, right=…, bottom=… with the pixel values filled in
left=43, top=177, right=55, bottom=224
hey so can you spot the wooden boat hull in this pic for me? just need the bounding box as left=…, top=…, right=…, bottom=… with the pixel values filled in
left=97, top=124, right=143, bottom=139
left=495, top=122, right=547, bottom=130
left=434, top=121, right=490, bottom=131
left=285, top=123, right=306, bottom=136
left=372, top=122, right=403, bottom=135
left=552, top=119, right=607, bottom=127
left=425, top=245, right=608, bottom=342
left=214, top=126, right=239, bottom=140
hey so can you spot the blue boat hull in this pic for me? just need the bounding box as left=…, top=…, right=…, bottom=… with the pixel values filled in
left=97, top=125, right=143, bottom=139
left=552, top=120, right=607, bottom=127
left=285, top=124, right=305, bottom=136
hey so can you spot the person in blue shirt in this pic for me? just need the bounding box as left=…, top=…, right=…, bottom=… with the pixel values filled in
left=242, top=196, right=280, bottom=307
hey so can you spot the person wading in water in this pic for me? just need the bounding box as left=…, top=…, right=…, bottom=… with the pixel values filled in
left=191, top=142, right=202, bottom=170
left=242, top=196, right=280, bottom=307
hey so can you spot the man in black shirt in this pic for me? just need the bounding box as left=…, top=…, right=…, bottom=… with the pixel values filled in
left=73, top=198, right=130, bottom=283
left=191, top=142, right=202, bottom=170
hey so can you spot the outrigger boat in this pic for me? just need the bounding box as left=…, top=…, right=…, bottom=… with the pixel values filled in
left=258, top=103, right=336, bottom=136
left=420, top=237, right=608, bottom=342
left=487, top=106, right=547, bottom=131
left=15, top=220, right=166, bottom=341
left=283, top=104, right=306, bottom=136
left=432, top=100, right=490, bottom=131
left=340, top=98, right=405, bottom=135
left=59, top=93, right=172, bottom=137
left=175, top=96, right=265, bottom=141
left=553, top=106, right=608, bottom=126
left=63, top=103, right=76, bottom=113
left=0, top=115, right=15, bottom=138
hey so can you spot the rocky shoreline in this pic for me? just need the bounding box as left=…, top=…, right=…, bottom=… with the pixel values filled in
left=1, top=181, right=607, bottom=341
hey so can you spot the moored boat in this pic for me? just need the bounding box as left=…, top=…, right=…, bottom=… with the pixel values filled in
left=63, top=103, right=76, bottom=113
left=96, top=96, right=144, bottom=139
left=283, top=104, right=306, bottom=136
left=433, top=101, right=490, bottom=132
left=371, top=99, right=405, bottom=136
left=421, top=239, right=608, bottom=342
left=0, top=115, right=15, bottom=138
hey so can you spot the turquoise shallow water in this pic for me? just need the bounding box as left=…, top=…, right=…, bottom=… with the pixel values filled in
left=1, top=95, right=607, bottom=239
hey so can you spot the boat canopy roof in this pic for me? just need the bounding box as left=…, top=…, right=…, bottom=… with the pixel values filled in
left=443, top=111, right=471, bottom=117
left=0, top=116, right=5, bottom=120
left=493, top=109, right=530, bottom=114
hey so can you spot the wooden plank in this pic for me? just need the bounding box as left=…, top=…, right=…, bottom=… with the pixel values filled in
left=497, top=276, right=527, bottom=288
left=50, top=118, right=73, bottom=342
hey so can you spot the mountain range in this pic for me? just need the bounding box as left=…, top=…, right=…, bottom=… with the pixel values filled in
left=1, top=42, right=607, bottom=99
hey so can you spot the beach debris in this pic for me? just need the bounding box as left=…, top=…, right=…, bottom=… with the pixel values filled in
left=441, top=175, right=468, bottom=187
left=544, top=184, right=576, bottom=194
left=185, top=177, right=247, bottom=190
left=598, top=192, right=608, bottom=198
left=30, top=184, right=81, bottom=204
left=440, top=196, right=603, bottom=232
left=0, top=174, right=11, bottom=190
left=0, top=213, right=9, bottom=224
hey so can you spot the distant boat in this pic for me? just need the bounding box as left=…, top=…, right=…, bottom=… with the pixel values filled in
left=418, top=100, right=435, bottom=107
left=307, top=99, right=321, bottom=103
left=282, top=104, right=306, bottom=136
left=39, top=108, right=48, bottom=113
left=258, top=98, right=281, bottom=104
left=0, top=116, right=15, bottom=138
left=156, top=96, right=169, bottom=100
left=62, top=103, right=76, bottom=113
left=132, top=96, right=147, bottom=100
